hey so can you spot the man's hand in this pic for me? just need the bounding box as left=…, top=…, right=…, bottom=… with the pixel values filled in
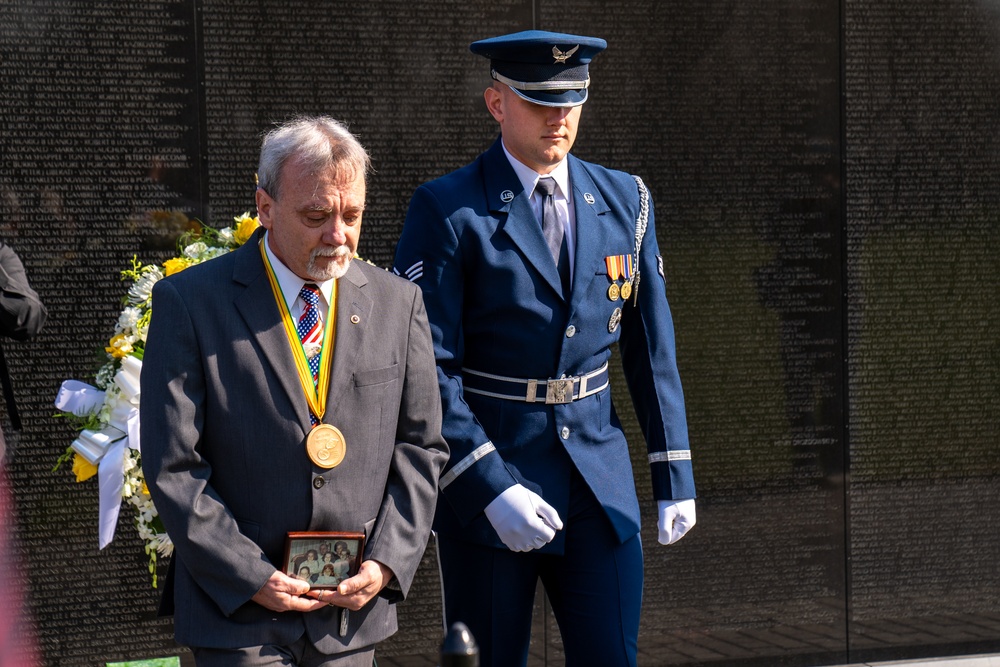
left=310, top=560, right=394, bottom=612
left=484, top=484, right=563, bottom=552
left=251, top=570, right=328, bottom=613
left=657, top=499, right=696, bottom=545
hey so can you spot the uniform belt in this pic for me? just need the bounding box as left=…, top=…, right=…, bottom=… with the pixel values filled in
left=461, top=362, right=610, bottom=405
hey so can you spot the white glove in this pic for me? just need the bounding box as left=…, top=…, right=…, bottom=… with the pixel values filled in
left=484, top=484, right=564, bottom=552
left=657, top=499, right=696, bottom=545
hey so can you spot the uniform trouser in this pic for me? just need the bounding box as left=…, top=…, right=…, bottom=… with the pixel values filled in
left=437, top=470, right=643, bottom=667
left=192, top=638, right=374, bottom=667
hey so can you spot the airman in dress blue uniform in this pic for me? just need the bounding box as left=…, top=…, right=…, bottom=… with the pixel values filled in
left=393, top=30, right=697, bottom=667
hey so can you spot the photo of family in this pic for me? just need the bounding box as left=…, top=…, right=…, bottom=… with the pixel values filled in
left=283, top=532, right=364, bottom=589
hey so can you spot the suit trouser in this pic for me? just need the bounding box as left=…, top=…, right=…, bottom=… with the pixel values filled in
left=437, top=469, right=643, bottom=667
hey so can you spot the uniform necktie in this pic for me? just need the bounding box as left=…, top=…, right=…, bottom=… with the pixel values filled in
left=535, top=176, right=563, bottom=265
left=297, top=284, right=323, bottom=385
left=535, top=177, right=571, bottom=293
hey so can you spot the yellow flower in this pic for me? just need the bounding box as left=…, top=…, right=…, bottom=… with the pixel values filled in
left=163, top=257, right=191, bottom=276
left=73, top=453, right=98, bottom=483
left=232, top=214, right=260, bottom=246
left=141, top=480, right=149, bottom=496
left=106, top=333, right=132, bottom=359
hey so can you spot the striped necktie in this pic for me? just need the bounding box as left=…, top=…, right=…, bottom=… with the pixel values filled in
left=297, top=284, right=324, bottom=385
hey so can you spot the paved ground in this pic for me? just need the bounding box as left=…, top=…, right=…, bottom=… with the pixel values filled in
left=375, top=590, right=1000, bottom=666
left=849, top=655, right=1000, bottom=667
left=376, top=651, right=1000, bottom=666
left=629, top=609, right=1000, bottom=666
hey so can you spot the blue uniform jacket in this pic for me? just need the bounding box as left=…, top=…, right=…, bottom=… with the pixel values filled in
left=394, top=137, right=694, bottom=552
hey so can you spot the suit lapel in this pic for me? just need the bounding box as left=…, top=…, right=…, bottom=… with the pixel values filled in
left=484, top=138, right=566, bottom=300
left=324, top=261, right=373, bottom=423
left=232, top=231, right=313, bottom=429
left=568, top=157, right=612, bottom=314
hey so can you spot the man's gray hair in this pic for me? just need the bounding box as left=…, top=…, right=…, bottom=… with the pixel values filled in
left=257, top=116, right=371, bottom=201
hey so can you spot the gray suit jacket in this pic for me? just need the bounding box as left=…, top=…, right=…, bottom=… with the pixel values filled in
left=140, top=229, right=447, bottom=653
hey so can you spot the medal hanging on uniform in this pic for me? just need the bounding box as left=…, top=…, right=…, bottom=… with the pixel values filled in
left=620, top=255, right=635, bottom=301
left=605, top=255, right=624, bottom=301
left=259, top=241, right=347, bottom=469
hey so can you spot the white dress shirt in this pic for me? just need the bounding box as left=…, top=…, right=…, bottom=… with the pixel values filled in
left=501, top=140, right=577, bottom=280
left=262, top=231, right=334, bottom=322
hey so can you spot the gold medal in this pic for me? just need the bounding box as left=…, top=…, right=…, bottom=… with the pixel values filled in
left=620, top=280, right=632, bottom=301
left=306, top=424, right=347, bottom=469
left=607, top=283, right=620, bottom=301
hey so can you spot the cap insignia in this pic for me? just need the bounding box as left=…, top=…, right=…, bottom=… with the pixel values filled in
left=552, top=44, right=579, bottom=64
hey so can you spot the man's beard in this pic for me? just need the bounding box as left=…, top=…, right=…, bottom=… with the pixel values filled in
left=307, top=245, right=353, bottom=281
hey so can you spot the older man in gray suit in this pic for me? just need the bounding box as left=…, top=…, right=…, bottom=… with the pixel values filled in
left=141, top=116, right=448, bottom=667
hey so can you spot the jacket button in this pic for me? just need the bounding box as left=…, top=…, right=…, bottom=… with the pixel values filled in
left=313, top=476, right=325, bottom=489
left=565, top=325, right=576, bottom=338
left=561, top=427, right=570, bottom=439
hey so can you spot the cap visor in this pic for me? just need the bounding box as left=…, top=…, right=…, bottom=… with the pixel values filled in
left=508, top=86, right=588, bottom=108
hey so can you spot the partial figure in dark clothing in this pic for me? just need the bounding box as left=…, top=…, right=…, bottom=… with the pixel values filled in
left=0, top=239, right=47, bottom=667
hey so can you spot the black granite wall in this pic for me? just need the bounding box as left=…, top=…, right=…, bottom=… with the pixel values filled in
left=0, top=0, right=997, bottom=665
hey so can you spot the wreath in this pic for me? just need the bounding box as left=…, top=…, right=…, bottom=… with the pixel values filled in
left=53, top=213, right=261, bottom=585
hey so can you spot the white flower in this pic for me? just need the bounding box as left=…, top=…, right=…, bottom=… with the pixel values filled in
left=117, top=307, right=142, bottom=334
left=95, top=362, right=117, bottom=391
left=97, top=402, right=112, bottom=426
left=127, top=266, right=163, bottom=305
left=156, top=534, right=174, bottom=557
left=183, top=241, right=209, bottom=259
left=218, top=227, right=235, bottom=245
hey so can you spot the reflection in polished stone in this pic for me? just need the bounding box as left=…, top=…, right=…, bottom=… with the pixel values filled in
left=0, top=0, right=997, bottom=664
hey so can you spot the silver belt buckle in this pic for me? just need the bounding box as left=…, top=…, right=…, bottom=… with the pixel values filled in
left=545, top=378, right=574, bottom=404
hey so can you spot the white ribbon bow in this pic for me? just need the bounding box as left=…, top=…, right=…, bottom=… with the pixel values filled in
left=54, top=380, right=105, bottom=417
left=54, top=357, right=143, bottom=549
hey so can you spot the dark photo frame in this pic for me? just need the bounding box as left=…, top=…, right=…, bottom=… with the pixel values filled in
left=283, top=531, right=365, bottom=589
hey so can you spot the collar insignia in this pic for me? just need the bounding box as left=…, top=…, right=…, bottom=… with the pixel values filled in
left=500, top=189, right=514, bottom=203
left=552, top=45, right=579, bottom=64
left=584, top=193, right=595, bottom=204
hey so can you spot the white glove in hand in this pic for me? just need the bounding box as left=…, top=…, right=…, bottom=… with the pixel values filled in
left=484, top=484, right=564, bottom=552
left=657, top=499, right=696, bottom=545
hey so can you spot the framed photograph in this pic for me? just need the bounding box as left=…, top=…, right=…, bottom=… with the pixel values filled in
left=283, top=531, right=365, bottom=589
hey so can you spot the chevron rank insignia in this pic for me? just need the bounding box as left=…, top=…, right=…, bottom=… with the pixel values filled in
left=393, top=260, right=424, bottom=283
